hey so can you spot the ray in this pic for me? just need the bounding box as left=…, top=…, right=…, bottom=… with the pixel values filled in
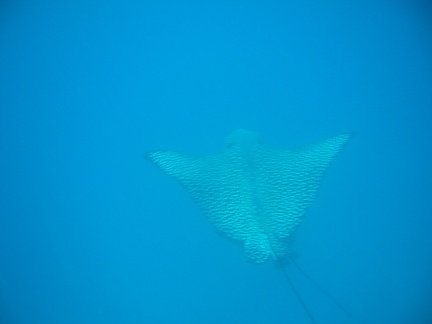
left=147, top=129, right=352, bottom=263
left=146, top=129, right=352, bottom=322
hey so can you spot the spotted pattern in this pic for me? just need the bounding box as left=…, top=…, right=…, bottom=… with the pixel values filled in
left=147, top=130, right=352, bottom=263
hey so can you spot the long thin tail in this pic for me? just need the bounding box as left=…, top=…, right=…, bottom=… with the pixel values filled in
left=290, top=258, right=353, bottom=318
left=279, top=266, right=318, bottom=324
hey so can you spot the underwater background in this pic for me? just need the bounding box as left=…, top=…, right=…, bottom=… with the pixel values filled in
left=1, top=1, right=431, bottom=323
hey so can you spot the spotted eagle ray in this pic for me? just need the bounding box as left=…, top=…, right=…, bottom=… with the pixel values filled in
left=147, top=129, right=352, bottom=323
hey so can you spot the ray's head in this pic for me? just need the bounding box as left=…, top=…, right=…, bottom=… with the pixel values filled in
left=226, top=129, right=262, bottom=150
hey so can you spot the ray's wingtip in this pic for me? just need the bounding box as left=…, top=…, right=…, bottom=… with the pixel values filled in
left=334, top=131, right=356, bottom=145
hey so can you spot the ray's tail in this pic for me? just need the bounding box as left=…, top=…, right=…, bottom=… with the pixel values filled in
left=290, top=259, right=353, bottom=318
left=279, top=266, right=318, bottom=324
left=275, top=256, right=353, bottom=324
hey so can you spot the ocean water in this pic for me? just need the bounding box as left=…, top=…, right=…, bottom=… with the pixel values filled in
left=0, top=1, right=431, bottom=323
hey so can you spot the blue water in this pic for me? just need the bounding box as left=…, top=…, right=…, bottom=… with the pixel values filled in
left=1, top=1, right=431, bottom=323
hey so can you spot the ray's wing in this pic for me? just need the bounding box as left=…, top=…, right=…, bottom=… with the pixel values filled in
left=255, top=133, right=352, bottom=261
left=147, top=149, right=263, bottom=249
left=147, top=132, right=352, bottom=263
